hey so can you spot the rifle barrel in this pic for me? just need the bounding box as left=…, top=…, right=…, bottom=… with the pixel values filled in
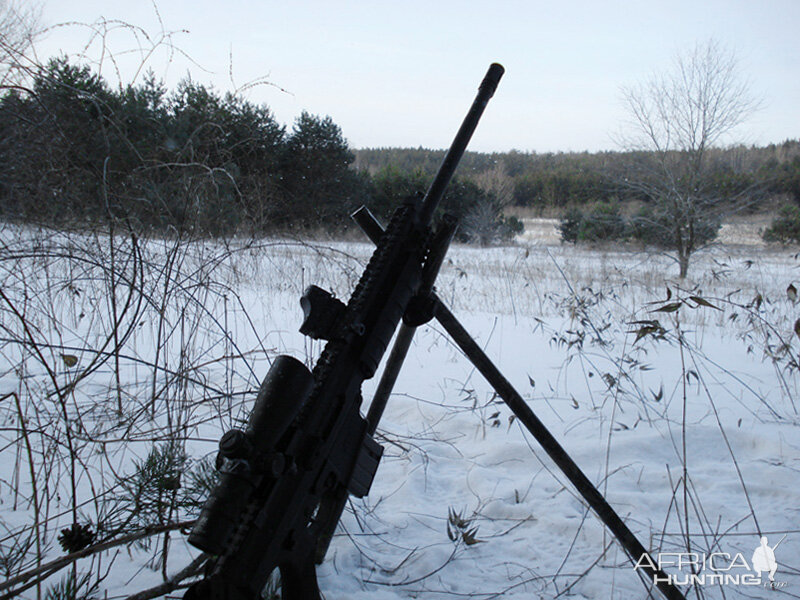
left=418, top=63, right=504, bottom=226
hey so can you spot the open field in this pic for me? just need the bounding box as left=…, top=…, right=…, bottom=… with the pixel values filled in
left=0, top=224, right=798, bottom=599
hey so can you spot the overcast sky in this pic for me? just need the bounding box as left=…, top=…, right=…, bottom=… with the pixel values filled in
left=35, top=0, right=800, bottom=153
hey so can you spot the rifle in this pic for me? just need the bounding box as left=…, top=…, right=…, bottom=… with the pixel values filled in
left=184, top=64, right=686, bottom=600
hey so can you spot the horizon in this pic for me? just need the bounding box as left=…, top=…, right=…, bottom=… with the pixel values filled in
left=352, top=139, right=800, bottom=154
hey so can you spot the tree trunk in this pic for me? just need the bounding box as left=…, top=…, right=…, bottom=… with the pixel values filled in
left=678, top=252, right=690, bottom=278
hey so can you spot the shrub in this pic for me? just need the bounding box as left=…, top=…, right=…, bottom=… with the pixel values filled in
left=502, top=214, right=524, bottom=237
left=629, top=205, right=720, bottom=248
left=629, top=205, right=668, bottom=246
left=558, top=203, right=627, bottom=243
left=578, top=202, right=627, bottom=242
left=763, top=204, right=800, bottom=243
left=557, top=207, right=583, bottom=243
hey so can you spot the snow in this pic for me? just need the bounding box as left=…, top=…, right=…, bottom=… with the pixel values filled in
left=1, top=225, right=798, bottom=599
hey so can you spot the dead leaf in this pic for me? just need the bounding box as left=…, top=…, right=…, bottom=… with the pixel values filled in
left=788, top=284, right=798, bottom=303
left=689, top=296, right=720, bottom=310
left=462, top=526, right=483, bottom=545
left=61, top=354, right=78, bottom=368
left=652, top=302, right=682, bottom=313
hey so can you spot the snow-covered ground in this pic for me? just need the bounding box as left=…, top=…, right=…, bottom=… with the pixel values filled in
left=0, top=226, right=798, bottom=599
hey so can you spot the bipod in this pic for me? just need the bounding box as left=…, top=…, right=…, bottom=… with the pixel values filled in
left=354, top=208, right=686, bottom=600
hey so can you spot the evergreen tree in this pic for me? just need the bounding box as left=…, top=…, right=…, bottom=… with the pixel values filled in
left=281, top=111, right=361, bottom=228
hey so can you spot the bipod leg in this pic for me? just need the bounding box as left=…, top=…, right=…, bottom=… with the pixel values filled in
left=430, top=295, right=685, bottom=600
left=366, top=322, right=417, bottom=434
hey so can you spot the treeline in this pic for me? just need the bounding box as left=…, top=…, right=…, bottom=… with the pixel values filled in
left=0, top=58, right=361, bottom=234
left=356, top=143, right=800, bottom=211
left=2, top=58, right=798, bottom=241
left=0, top=58, right=518, bottom=242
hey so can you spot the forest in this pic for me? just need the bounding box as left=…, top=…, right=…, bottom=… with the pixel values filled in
left=0, top=58, right=516, bottom=243
left=356, top=142, right=800, bottom=213
left=2, top=57, right=799, bottom=246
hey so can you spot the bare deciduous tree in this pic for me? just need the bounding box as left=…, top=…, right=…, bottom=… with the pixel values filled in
left=0, top=0, right=40, bottom=88
left=618, top=40, right=759, bottom=277
left=462, top=163, right=521, bottom=246
left=472, top=162, right=515, bottom=209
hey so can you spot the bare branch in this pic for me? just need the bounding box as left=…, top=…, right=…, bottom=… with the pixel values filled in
left=0, top=0, right=41, bottom=87
left=0, top=521, right=195, bottom=596
left=123, top=553, right=208, bottom=600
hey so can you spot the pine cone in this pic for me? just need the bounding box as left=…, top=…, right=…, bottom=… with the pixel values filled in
left=58, top=522, right=95, bottom=553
